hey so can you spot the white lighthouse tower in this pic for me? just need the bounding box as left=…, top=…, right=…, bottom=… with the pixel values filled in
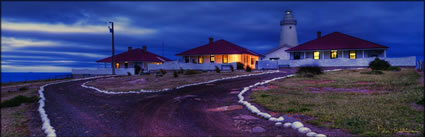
left=264, top=10, right=299, bottom=60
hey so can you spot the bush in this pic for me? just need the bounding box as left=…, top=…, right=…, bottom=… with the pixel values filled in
left=184, top=70, right=202, bottom=75
left=18, top=87, right=28, bottom=91
left=387, top=66, right=401, bottom=71
left=1, top=95, right=39, bottom=108
left=134, top=65, right=141, bottom=75
left=237, top=62, right=244, bottom=70
left=246, top=66, right=252, bottom=72
left=296, top=66, right=323, bottom=77
left=230, top=65, right=234, bottom=72
left=173, top=71, right=179, bottom=78
left=178, top=67, right=184, bottom=74
left=127, top=72, right=132, bottom=76
left=159, top=69, right=167, bottom=75
left=417, top=98, right=424, bottom=105
left=360, top=70, right=384, bottom=75
left=369, top=58, right=390, bottom=70
left=215, top=66, right=221, bottom=73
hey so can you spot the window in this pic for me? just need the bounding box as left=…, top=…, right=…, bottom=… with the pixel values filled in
left=294, top=52, right=301, bottom=60
left=349, top=50, right=356, bottom=59
left=313, top=51, right=320, bottom=60
left=124, top=61, right=128, bottom=68
left=210, top=55, right=215, bottom=63
left=198, top=56, right=203, bottom=64
left=185, top=56, right=189, bottom=63
left=331, top=50, right=337, bottom=59
left=251, top=58, right=255, bottom=65
left=223, top=55, right=228, bottom=64
left=115, top=63, right=120, bottom=68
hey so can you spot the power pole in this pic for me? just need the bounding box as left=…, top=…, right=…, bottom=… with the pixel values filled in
left=108, top=22, right=116, bottom=75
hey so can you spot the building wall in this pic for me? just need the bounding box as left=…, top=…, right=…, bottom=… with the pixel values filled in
left=180, top=54, right=259, bottom=69
left=263, top=46, right=291, bottom=60
left=289, top=49, right=386, bottom=60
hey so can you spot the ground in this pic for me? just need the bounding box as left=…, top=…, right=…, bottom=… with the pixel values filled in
left=251, top=68, right=424, bottom=136
left=86, top=71, right=260, bottom=91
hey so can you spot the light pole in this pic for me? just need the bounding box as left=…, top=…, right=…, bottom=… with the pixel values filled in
left=108, top=22, right=116, bottom=75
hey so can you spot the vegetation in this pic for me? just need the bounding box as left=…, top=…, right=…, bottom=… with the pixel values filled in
left=184, top=70, right=202, bottom=75
left=215, top=66, right=221, bottom=73
left=134, top=65, right=141, bottom=75
left=178, top=67, right=185, bottom=74
left=251, top=69, right=423, bottom=136
left=1, top=95, right=39, bottom=108
left=296, top=66, right=323, bottom=77
left=173, top=71, right=179, bottom=78
left=18, top=87, right=28, bottom=91
left=230, top=65, right=234, bottom=72
left=387, top=66, right=401, bottom=71
left=369, top=58, right=391, bottom=70
left=237, top=62, right=244, bottom=70
left=246, top=66, right=252, bottom=72
left=159, top=69, right=167, bottom=75
left=127, top=72, right=132, bottom=76
left=360, top=70, right=384, bottom=75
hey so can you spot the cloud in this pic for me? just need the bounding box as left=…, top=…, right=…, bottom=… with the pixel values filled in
left=1, top=18, right=157, bottom=35
left=1, top=37, right=59, bottom=51
left=2, top=65, right=72, bottom=72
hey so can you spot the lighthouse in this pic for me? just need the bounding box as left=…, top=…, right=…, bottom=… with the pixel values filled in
left=280, top=10, right=298, bottom=47
left=263, top=10, right=299, bottom=60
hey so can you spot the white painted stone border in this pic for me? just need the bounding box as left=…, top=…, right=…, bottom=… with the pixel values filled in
left=81, top=70, right=280, bottom=94
left=237, top=68, right=364, bottom=137
left=37, top=76, right=110, bottom=137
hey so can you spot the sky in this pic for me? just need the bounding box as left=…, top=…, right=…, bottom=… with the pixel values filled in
left=1, top=1, right=424, bottom=72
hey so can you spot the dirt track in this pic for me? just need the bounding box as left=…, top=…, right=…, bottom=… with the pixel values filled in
left=37, top=69, right=353, bottom=136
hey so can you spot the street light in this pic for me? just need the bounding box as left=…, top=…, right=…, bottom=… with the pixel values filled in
left=108, top=21, right=115, bottom=75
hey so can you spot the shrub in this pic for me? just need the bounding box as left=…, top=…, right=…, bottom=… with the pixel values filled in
left=134, top=65, right=141, bottom=75
left=417, top=98, right=424, bottom=105
left=387, top=66, right=401, bottom=71
left=369, top=58, right=390, bottom=70
left=18, top=87, right=28, bottom=91
left=127, top=72, right=132, bottom=76
left=236, top=62, right=244, bottom=70
left=360, top=70, right=384, bottom=75
left=184, top=70, right=202, bottom=75
left=173, top=71, right=179, bottom=78
left=178, top=67, right=184, bottom=74
left=246, top=66, right=252, bottom=72
left=296, top=66, right=323, bottom=77
left=1, top=95, right=39, bottom=108
left=230, top=65, right=234, bottom=72
left=215, top=66, right=221, bottom=73
left=159, top=69, right=167, bottom=75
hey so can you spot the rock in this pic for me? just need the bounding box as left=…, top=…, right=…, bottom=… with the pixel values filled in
left=306, top=132, right=317, bottom=137
left=298, top=127, right=311, bottom=133
left=275, top=122, right=282, bottom=126
left=315, top=134, right=327, bottom=137
left=252, top=126, right=265, bottom=133
left=283, top=122, right=292, bottom=128
left=291, top=121, right=304, bottom=129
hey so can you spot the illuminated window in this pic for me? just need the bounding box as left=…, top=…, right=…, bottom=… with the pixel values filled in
left=210, top=55, right=215, bottom=63
left=331, top=50, right=337, bottom=59
left=223, top=55, right=228, bottom=64
left=151, top=62, right=163, bottom=65
left=198, top=56, right=203, bottom=64
left=313, top=51, right=320, bottom=60
left=115, top=63, right=120, bottom=68
left=349, top=50, right=356, bottom=59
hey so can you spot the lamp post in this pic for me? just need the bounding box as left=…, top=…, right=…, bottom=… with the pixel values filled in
left=108, top=22, right=116, bottom=75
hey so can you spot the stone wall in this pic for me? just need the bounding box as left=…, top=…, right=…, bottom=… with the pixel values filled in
left=148, top=62, right=237, bottom=71
left=257, top=56, right=416, bottom=69
left=72, top=68, right=135, bottom=75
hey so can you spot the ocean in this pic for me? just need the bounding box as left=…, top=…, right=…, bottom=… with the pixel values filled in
left=1, top=72, right=72, bottom=84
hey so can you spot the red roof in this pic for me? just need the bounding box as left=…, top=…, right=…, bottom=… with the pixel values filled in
left=286, top=32, right=388, bottom=51
left=96, top=48, right=171, bottom=63
left=176, top=39, right=263, bottom=57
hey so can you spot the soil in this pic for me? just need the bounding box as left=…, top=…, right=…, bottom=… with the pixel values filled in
left=35, top=67, right=356, bottom=136
left=302, top=80, right=335, bottom=84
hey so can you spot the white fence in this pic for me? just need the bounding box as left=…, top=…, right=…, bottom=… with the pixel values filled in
left=258, top=56, right=416, bottom=70
left=148, top=62, right=237, bottom=71
left=72, top=68, right=135, bottom=75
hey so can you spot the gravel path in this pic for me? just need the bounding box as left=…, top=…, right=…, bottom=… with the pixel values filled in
left=38, top=68, right=352, bottom=136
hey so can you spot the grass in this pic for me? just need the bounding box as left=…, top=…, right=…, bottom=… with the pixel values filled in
left=250, top=68, right=424, bottom=136
left=1, top=104, right=32, bottom=137
left=1, top=95, right=39, bottom=108
left=87, top=71, right=260, bottom=92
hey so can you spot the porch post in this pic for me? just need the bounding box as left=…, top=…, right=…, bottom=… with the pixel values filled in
left=304, top=52, right=306, bottom=59
left=321, top=51, right=324, bottom=60
left=342, top=50, right=344, bottom=58
left=384, top=50, right=387, bottom=58
left=362, top=50, right=365, bottom=58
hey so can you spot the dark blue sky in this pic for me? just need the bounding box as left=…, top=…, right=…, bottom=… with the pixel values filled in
left=1, top=1, right=424, bottom=72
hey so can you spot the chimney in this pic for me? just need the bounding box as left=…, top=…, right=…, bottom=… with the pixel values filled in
left=128, top=46, right=132, bottom=52
left=317, top=31, right=322, bottom=39
left=208, top=37, right=214, bottom=44
left=142, top=45, right=147, bottom=52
